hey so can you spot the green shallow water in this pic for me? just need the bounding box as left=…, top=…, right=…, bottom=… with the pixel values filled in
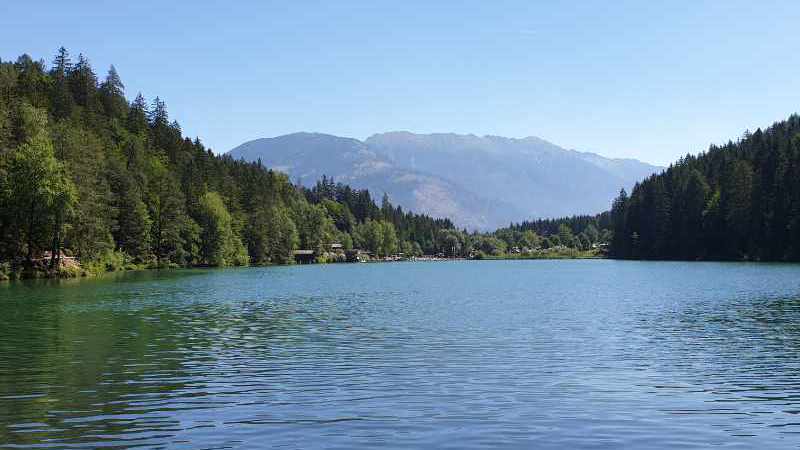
left=2, top=260, right=800, bottom=449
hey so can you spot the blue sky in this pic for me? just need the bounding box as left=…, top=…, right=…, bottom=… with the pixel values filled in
left=3, top=1, right=800, bottom=165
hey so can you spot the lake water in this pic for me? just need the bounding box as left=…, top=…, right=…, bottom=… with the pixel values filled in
left=2, top=260, right=800, bottom=449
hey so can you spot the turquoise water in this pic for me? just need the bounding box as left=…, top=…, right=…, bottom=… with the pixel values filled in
left=2, top=260, right=800, bottom=449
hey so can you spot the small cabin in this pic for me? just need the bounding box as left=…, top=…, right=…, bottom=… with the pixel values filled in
left=327, top=243, right=345, bottom=255
left=293, top=249, right=316, bottom=264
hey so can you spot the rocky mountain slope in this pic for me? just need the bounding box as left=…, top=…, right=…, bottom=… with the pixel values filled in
left=228, top=132, right=661, bottom=229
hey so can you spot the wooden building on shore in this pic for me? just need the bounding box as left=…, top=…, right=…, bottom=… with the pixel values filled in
left=292, top=250, right=315, bottom=264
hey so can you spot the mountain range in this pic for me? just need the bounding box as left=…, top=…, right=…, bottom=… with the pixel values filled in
left=228, top=132, right=662, bottom=229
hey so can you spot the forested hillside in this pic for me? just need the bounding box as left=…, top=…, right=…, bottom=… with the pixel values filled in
left=610, top=114, right=800, bottom=261
left=0, top=49, right=454, bottom=277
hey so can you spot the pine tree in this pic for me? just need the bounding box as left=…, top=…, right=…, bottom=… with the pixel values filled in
left=109, top=164, right=152, bottom=263
left=680, top=169, right=709, bottom=258
left=0, top=49, right=457, bottom=275
left=148, top=96, right=168, bottom=128
left=722, top=160, right=754, bottom=258
left=610, top=189, right=628, bottom=257
left=50, top=47, right=74, bottom=119
left=127, top=92, right=149, bottom=133
left=68, top=53, right=97, bottom=108
left=148, top=162, right=192, bottom=263
left=99, top=65, right=127, bottom=118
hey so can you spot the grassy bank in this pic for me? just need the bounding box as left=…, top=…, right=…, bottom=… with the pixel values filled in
left=476, top=249, right=604, bottom=260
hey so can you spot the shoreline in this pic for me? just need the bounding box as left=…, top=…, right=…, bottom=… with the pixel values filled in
left=6, top=252, right=797, bottom=283
left=0, top=252, right=606, bottom=281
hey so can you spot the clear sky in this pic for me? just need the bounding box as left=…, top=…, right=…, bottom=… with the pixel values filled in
left=3, top=1, right=800, bottom=165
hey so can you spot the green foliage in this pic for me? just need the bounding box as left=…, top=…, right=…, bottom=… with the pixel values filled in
left=198, top=192, right=249, bottom=267
left=0, top=261, right=12, bottom=280
left=557, top=224, right=574, bottom=246
left=246, top=205, right=299, bottom=265
left=109, top=165, right=152, bottom=263
left=494, top=214, right=611, bottom=255
left=521, top=230, right=541, bottom=249
left=82, top=249, right=137, bottom=274
left=353, top=219, right=382, bottom=254
left=293, top=202, right=336, bottom=252
left=473, top=235, right=507, bottom=256
left=146, top=157, right=195, bottom=264
left=437, top=229, right=463, bottom=257
left=306, top=176, right=452, bottom=255
left=0, top=48, right=459, bottom=277
left=380, top=221, right=398, bottom=256
left=339, top=232, right=354, bottom=251
left=320, top=198, right=355, bottom=232
left=0, top=104, right=76, bottom=263
left=352, top=219, right=401, bottom=257
left=54, top=122, right=115, bottom=260
left=610, top=116, right=800, bottom=261
left=99, top=65, right=127, bottom=119
left=0, top=69, right=12, bottom=147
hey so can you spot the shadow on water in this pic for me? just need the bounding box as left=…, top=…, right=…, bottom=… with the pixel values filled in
left=0, top=268, right=338, bottom=447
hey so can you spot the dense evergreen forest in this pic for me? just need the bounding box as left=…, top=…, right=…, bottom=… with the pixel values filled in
left=0, top=49, right=455, bottom=278
left=8, top=47, right=786, bottom=277
left=610, top=114, right=800, bottom=261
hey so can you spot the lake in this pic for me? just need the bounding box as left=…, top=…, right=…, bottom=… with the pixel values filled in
left=2, top=260, right=800, bottom=449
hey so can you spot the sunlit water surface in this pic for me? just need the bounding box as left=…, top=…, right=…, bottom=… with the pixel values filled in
left=2, top=260, right=800, bottom=449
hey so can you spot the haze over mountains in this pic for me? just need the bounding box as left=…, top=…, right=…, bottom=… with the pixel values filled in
left=228, top=132, right=661, bottom=229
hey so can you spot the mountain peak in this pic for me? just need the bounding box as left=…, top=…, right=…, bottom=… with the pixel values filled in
left=229, top=131, right=661, bottom=229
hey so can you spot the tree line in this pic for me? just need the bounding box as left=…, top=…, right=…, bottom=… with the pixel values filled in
left=501, top=214, right=612, bottom=251
left=400, top=217, right=613, bottom=259
left=13, top=46, right=781, bottom=272
left=0, top=48, right=457, bottom=277
left=610, top=114, right=800, bottom=261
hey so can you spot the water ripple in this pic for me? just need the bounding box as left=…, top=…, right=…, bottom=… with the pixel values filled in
left=2, top=261, right=800, bottom=448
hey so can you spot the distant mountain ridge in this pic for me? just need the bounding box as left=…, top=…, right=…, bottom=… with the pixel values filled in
left=228, top=132, right=662, bottom=229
